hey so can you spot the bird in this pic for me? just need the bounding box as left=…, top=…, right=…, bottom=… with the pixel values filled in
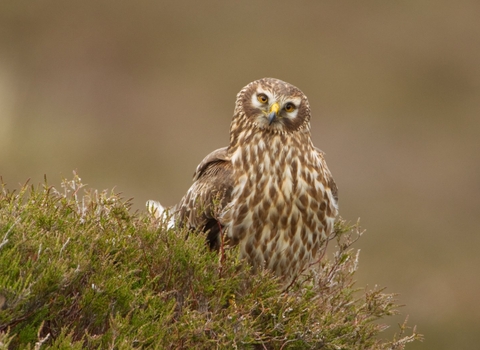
left=148, top=78, right=338, bottom=285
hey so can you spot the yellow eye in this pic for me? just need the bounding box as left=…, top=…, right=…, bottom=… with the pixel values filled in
left=257, top=93, right=268, bottom=104
left=284, top=102, right=296, bottom=112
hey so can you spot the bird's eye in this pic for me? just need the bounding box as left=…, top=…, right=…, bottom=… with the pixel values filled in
left=257, top=94, right=268, bottom=104
left=284, top=102, right=296, bottom=112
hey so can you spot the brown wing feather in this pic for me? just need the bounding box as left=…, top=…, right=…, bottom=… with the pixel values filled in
left=315, top=147, right=338, bottom=204
left=174, top=147, right=233, bottom=249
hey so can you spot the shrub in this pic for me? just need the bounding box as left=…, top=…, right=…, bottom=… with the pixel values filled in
left=0, top=174, right=421, bottom=349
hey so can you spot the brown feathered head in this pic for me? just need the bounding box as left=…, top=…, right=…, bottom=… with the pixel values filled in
left=232, top=78, right=312, bottom=134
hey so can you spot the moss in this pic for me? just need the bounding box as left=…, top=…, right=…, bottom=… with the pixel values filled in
left=0, top=173, right=422, bottom=349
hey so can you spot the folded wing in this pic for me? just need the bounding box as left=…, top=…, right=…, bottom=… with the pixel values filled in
left=174, top=147, right=234, bottom=249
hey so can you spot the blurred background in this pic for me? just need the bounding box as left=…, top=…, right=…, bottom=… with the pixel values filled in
left=1, top=1, right=479, bottom=348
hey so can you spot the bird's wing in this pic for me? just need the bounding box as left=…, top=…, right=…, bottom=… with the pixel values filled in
left=174, top=146, right=234, bottom=247
left=314, top=147, right=338, bottom=204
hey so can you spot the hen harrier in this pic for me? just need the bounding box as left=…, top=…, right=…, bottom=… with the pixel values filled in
left=148, top=78, right=338, bottom=284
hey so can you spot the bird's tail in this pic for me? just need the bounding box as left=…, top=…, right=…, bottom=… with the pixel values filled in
left=146, top=200, right=175, bottom=228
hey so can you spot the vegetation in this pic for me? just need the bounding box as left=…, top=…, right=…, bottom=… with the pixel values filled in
left=0, top=174, right=421, bottom=349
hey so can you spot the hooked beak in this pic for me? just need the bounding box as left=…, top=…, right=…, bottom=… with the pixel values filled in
left=268, top=102, right=280, bottom=125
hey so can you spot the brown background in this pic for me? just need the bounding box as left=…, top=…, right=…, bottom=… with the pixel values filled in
left=1, top=2, right=479, bottom=348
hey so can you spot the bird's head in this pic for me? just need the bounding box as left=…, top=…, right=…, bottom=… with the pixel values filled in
left=233, top=78, right=311, bottom=134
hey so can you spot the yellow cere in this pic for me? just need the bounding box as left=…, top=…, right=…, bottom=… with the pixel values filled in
left=269, top=102, right=280, bottom=115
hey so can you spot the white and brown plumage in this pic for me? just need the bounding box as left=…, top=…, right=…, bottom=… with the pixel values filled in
left=149, top=78, right=338, bottom=284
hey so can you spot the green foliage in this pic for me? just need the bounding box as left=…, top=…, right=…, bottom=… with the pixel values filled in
left=0, top=174, right=421, bottom=349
